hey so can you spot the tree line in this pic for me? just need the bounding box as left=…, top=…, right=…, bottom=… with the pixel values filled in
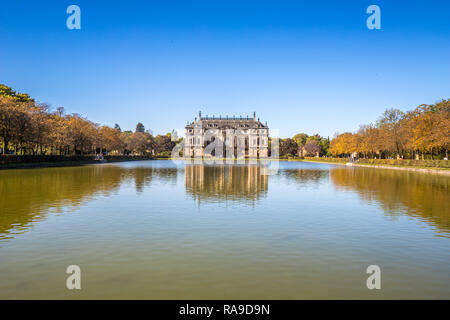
left=278, top=134, right=330, bottom=158
left=329, top=101, right=449, bottom=160
left=277, top=100, right=449, bottom=160
left=0, top=84, right=177, bottom=156
left=2, top=84, right=448, bottom=160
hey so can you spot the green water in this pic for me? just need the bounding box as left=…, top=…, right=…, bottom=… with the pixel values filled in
left=0, top=160, right=449, bottom=299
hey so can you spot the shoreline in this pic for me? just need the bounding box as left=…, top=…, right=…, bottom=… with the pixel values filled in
left=2, top=157, right=449, bottom=176
left=298, top=159, right=450, bottom=175
left=0, top=160, right=100, bottom=170
left=0, top=157, right=155, bottom=171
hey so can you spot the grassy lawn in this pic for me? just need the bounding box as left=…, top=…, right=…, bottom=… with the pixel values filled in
left=296, top=157, right=450, bottom=172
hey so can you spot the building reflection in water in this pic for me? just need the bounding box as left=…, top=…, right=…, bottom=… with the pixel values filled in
left=184, top=163, right=269, bottom=205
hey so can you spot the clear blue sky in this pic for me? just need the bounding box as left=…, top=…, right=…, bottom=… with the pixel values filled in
left=1, top=0, right=449, bottom=138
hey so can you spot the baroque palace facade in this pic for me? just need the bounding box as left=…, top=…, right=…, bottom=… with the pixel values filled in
left=185, top=112, right=269, bottom=158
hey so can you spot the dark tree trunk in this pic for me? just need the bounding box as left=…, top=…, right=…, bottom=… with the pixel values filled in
left=3, top=138, right=9, bottom=154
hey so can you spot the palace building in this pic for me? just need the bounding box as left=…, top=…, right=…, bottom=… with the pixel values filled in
left=184, top=111, right=269, bottom=158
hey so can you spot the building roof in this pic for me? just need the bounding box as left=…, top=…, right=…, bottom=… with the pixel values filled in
left=186, top=113, right=268, bottom=130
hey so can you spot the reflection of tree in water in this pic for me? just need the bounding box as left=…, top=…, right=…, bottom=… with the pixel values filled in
left=131, top=167, right=178, bottom=193
left=330, top=167, right=450, bottom=235
left=281, top=169, right=328, bottom=188
left=0, top=165, right=178, bottom=240
left=184, top=164, right=268, bottom=205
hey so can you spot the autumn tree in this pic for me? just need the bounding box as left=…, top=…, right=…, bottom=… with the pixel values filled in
left=129, top=132, right=155, bottom=155
left=280, top=138, right=298, bottom=157
left=329, top=132, right=357, bottom=157
left=100, top=126, right=125, bottom=154
left=0, top=85, right=34, bottom=154
left=434, top=100, right=450, bottom=158
left=154, top=134, right=175, bottom=156
left=376, top=108, right=406, bottom=158
left=304, top=140, right=321, bottom=156
left=357, top=124, right=380, bottom=158
left=30, top=103, right=52, bottom=155
left=0, top=96, right=16, bottom=154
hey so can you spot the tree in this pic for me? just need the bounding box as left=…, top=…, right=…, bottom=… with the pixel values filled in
left=329, top=132, right=357, bottom=157
left=135, top=122, right=145, bottom=133
left=48, top=112, right=70, bottom=155
left=376, top=108, right=405, bottom=158
left=154, top=134, right=175, bottom=155
left=100, top=126, right=125, bottom=154
left=304, top=140, right=321, bottom=156
left=293, top=133, right=308, bottom=157
left=56, top=107, right=65, bottom=117
left=0, top=85, right=35, bottom=154
left=434, top=100, right=450, bottom=158
left=66, top=115, right=98, bottom=154
left=302, top=134, right=329, bottom=156
left=0, top=84, right=33, bottom=102
left=279, top=138, right=298, bottom=157
left=30, top=103, right=51, bottom=154
left=357, top=124, right=380, bottom=158
left=12, top=101, right=33, bottom=154
left=318, top=137, right=330, bottom=156
left=129, top=132, right=155, bottom=155
left=0, top=96, right=20, bottom=154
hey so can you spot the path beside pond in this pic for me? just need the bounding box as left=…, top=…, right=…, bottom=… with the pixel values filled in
left=300, top=159, right=450, bottom=175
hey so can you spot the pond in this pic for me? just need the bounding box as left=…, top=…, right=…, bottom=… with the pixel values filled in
left=0, top=160, right=449, bottom=299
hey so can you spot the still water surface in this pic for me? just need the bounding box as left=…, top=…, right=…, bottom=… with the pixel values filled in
left=0, top=160, right=449, bottom=299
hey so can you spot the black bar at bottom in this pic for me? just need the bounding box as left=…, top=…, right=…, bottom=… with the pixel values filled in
left=0, top=300, right=447, bottom=319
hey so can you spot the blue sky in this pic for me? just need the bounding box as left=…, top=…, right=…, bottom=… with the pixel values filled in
left=1, top=0, right=449, bottom=138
